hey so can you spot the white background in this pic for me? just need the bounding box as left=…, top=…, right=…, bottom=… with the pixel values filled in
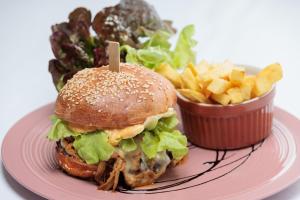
left=0, top=0, right=300, bottom=199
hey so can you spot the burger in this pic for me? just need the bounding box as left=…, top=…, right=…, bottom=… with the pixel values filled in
left=47, top=63, right=188, bottom=191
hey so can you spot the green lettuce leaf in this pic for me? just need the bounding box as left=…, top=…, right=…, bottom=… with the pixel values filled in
left=156, top=130, right=188, bottom=160
left=144, top=107, right=176, bottom=130
left=73, top=132, right=114, bottom=164
left=120, top=138, right=137, bottom=152
left=158, top=115, right=179, bottom=130
left=172, top=25, right=197, bottom=68
left=47, top=113, right=187, bottom=164
left=142, top=30, right=172, bottom=50
left=120, top=24, right=197, bottom=69
left=136, top=47, right=172, bottom=69
left=121, top=45, right=172, bottom=69
left=140, top=116, right=188, bottom=160
left=140, top=131, right=160, bottom=158
left=47, top=115, right=80, bottom=141
left=120, top=45, right=139, bottom=64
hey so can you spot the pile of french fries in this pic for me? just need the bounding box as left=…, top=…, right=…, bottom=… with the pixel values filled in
left=155, top=60, right=283, bottom=105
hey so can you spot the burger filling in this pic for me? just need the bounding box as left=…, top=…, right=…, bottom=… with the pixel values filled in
left=47, top=108, right=188, bottom=190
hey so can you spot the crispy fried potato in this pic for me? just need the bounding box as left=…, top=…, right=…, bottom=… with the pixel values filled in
left=187, top=63, right=199, bottom=77
left=230, top=68, right=245, bottom=86
left=227, top=88, right=244, bottom=104
left=198, top=77, right=209, bottom=90
left=218, top=60, right=235, bottom=79
left=196, top=60, right=210, bottom=75
left=257, top=63, right=283, bottom=84
left=178, top=89, right=208, bottom=103
left=211, top=93, right=231, bottom=105
left=197, top=78, right=212, bottom=98
left=207, top=78, right=231, bottom=94
left=233, top=66, right=246, bottom=72
left=243, top=75, right=256, bottom=98
left=253, top=63, right=282, bottom=97
left=240, top=84, right=252, bottom=100
left=244, top=75, right=256, bottom=87
left=155, top=63, right=182, bottom=88
left=202, top=87, right=212, bottom=98
left=170, top=60, right=282, bottom=105
left=181, top=67, right=200, bottom=91
left=253, top=76, right=272, bottom=97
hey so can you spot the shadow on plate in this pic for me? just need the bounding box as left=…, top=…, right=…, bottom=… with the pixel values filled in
left=2, top=164, right=46, bottom=200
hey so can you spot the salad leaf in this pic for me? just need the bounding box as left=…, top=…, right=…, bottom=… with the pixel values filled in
left=156, top=130, right=188, bottom=160
left=49, top=7, right=107, bottom=91
left=119, top=45, right=139, bottom=64
left=136, top=47, right=172, bottom=69
left=92, top=0, right=175, bottom=47
left=140, top=131, right=160, bottom=159
left=68, top=7, right=92, bottom=39
left=47, top=115, right=80, bottom=141
left=50, top=8, right=95, bottom=68
left=172, top=25, right=197, bottom=68
left=47, top=113, right=187, bottom=164
left=142, top=30, right=172, bottom=50
left=49, top=1, right=176, bottom=91
left=140, top=116, right=188, bottom=160
left=120, top=138, right=137, bottom=152
left=73, top=132, right=115, bottom=164
left=47, top=116, right=114, bottom=164
left=158, top=116, right=179, bottom=130
left=121, top=25, right=197, bottom=69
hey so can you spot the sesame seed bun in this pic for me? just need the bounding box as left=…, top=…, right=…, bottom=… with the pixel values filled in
left=55, top=63, right=176, bottom=129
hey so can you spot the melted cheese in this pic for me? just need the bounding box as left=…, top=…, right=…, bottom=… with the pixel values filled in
left=105, top=124, right=145, bottom=146
left=105, top=108, right=176, bottom=146
left=66, top=108, right=176, bottom=146
left=68, top=123, right=97, bottom=133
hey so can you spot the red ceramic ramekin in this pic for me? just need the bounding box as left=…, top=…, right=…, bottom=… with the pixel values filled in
left=177, top=66, right=276, bottom=150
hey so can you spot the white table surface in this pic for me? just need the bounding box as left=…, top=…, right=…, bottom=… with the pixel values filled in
left=1, top=0, right=300, bottom=199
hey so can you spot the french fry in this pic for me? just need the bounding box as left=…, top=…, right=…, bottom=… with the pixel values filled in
left=253, top=63, right=282, bottom=97
left=203, top=87, right=212, bottom=98
left=233, top=66, right=246, bottom=72
left=227, top=88, right=244, bottom=104
left=197, top=78, right=212, bottom=98
left=207, top=67, right=222, bottom=80
left=155, top=63, right=182, bottom=88
left=257, top=63, right=283, bottom=84
left=211, top=93, right=231, bottom=105
left=244, top=75, right=256, bottom=87
left=187, top=63, right=199, bottom=77
left=196, top=60, right=210, bottom=75
left=243, top=75, right=256, bottom=97
left=240, top=84, right=252, bottom=100
left=181, top=67, right=200, bottom=91
left=253, top=76, right=272, bottom=97
left=230, top=68, right=245, bottom=86
left=218, top=60, right=235, bottom=79
left=171, top=60, right=282, bottom=105
left=178, top=89, right=208, bottom=103
left=207, top=78, right=231, bottom=94
left=198, top=80, right=204, bottom=90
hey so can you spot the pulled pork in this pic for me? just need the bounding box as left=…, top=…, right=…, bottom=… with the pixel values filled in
left=56, top=138, right=182, bottom=191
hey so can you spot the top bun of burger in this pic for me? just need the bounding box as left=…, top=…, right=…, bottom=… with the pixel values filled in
left=55, top=63, right=176, bottom=129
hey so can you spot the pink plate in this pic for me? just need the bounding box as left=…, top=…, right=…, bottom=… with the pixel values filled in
left=2, top=103, right=300, bottom=200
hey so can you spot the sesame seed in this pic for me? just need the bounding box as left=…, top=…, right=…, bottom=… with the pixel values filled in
left=59, top=63, right=164, bottom=108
